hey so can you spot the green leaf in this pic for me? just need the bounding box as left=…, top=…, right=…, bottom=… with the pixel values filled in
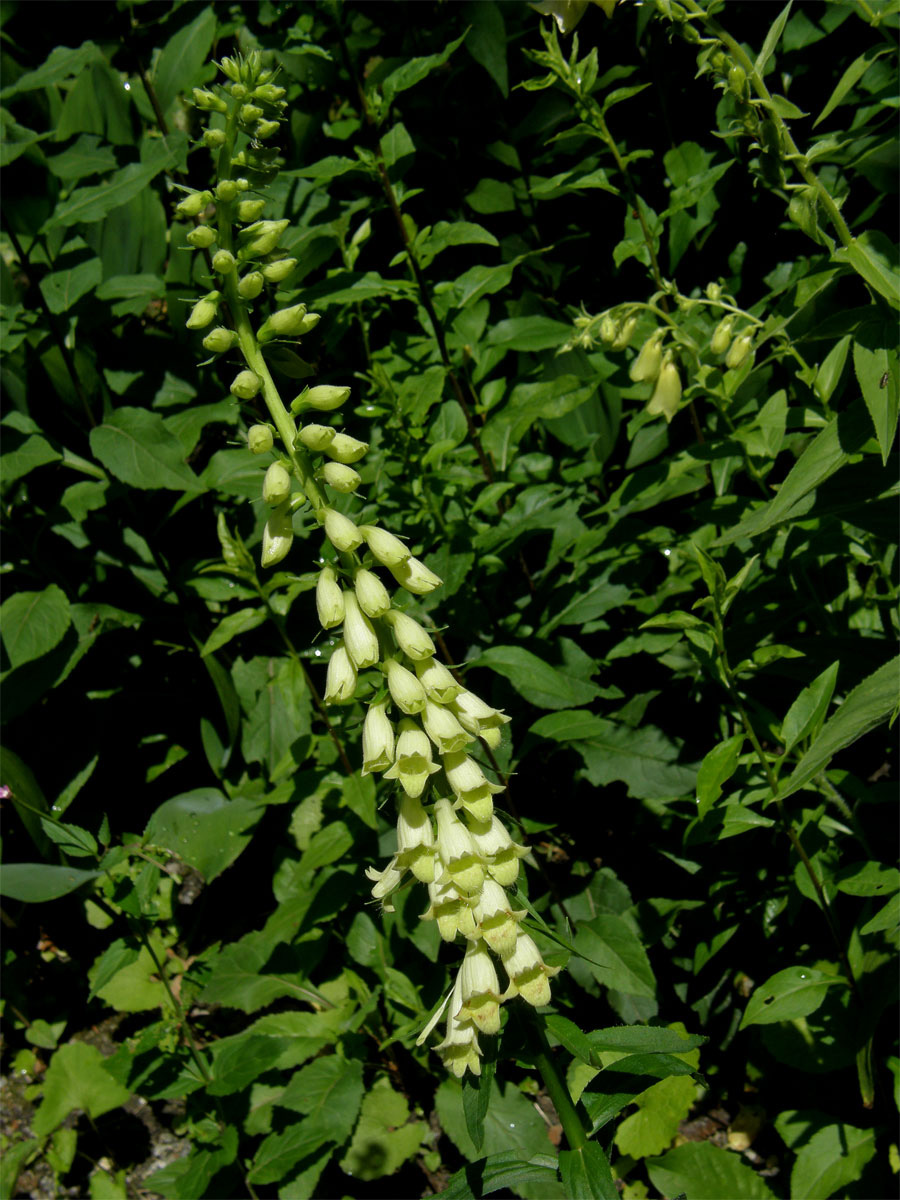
left=200, top=608, right=267, bottom=657
left=1, top=584, right=71, bottom=669
left=45, top=134, right=118, bottom=182
left=587, top=1027, right=705, bottom=1057
left=32, top=1042, right=131, bottom=1136
left=574, top=914, right=656, bottom=999
left=89, top=408, right=204, bottom=492
left=38, top=257, right=102, bottom=314
left=815, top=334, right=852, bottom=403
left=251, top=1057, right=364, bottom=1183
left=0, top=746, right=52, bottom=858
left=754, top=1, right=793, bottom=79
left=450, top=257, right=524, bottom=308
left=339, top=1076, right=428, bottom=1181
left=559, top=1144, right=618, bottom=1200
left=486, top=315, right=573, bottom=351
left=41, top=818, right=98, bottom=858
left=813, top=46, right=893, bottom=127
left=0, top=863, right=100, bottom=902
left=377, top=32, right=467, bottom=109
left=544, top=1013, right=598, bottom=1066
left=714, top=398, right=872, bottom=544
left=854, top=320, right=899, bottom=463
left=144, top=789, right=263, bottom=881
left=695, top=734, right=744, bottom=818
left=740, top=966, right=845, bottom=1028
left=0, top=424, right=62, bottom=487
left=832, top=231, right=900, bottom=309
left=834, top=860, right=900, bottom=897
left=88, top=938, right=140, bottom=1001
left=436, top=1077, right=556, bottom=1165
left=775, top=1111, right=876, bottom=1199
left=531, top=712, right=697, bottom=801
left=613, top=1074, right=696, bottom=1160
left=152, top=6, right=217, bottom=115
left=96, top=273, right=165, bottom=316
left=647, top=1142, right=775, bottom=1200
left=0, top=1138, right=39, bottom=1200
left=464, top=1, right=508, bottom=98
left=779, top=656, right=900, bottom=801
left=44, top=144, right=179, bottom=230
left=465, top=178, right=516, bottom=214
left=88, top=931, right=169, bottom=1012
left=781, top=661, right=839, bottom=754
left=440, top=1152, right=560, bottom=1200
left=208, top=1034, right=287, bottom=1096
left=0, top=43, right=101, bottom=98
left=860, top=893, right=900, bottom=935
left=476, top=647, right=603, bottom=710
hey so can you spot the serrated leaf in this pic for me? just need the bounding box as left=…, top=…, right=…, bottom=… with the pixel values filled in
left=647, top=1141, right=775, bottom=1200
left=476, top=647, right=602, bottom=710
left=574, top=914, right=656, bottom=999
left=32, top=1042, right=131, bottom=1136
left=559, top=1144, right=618, bottom=1199
left=144, top=789, right=263, bottom=882
left=780, top=661, right=839, bottom=754
left=90, top=408, right=204, bottom=492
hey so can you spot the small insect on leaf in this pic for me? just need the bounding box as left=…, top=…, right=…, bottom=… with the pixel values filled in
left=880, top=371, right=889, bottom=388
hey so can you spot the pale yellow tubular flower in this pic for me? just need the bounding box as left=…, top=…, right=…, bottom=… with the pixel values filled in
left=433, top=797, right=485, bottom=897
left=361, top=699, right=395, bottom=775
left=458, top=939, right=504, bottom=1035
left=324, top=644, right=356, bottom=704
left=342, top=591, right=380, bottom=670
left=501, top=931, right=561, bottom=1008
left=415, top=657, right=462, bottom=704
left=315, top=564, right=344, bottom=629
left=384, top=657, right=427, bottom=715
left=384, top=718, right=440, bottom=798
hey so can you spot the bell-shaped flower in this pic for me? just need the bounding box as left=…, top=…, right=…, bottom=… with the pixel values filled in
left=366, top=855, right=404, bottom=912
left=422, top=699, right=471, bottom=755
left=261, top=502, right=293, bottom=568
left=501, top=931, right=560, bottom=1009
left=385, top=658, right=426, bottom=715
left=383, top=610, right=436, bottom=662
left=435, top=976, right=482, bottom=1078
left=629, top=330, right=664, bottom=383
left=324, top=433, right=368, bottom=465
left=354, top=568, right=391, bottom=619
left=342, top=592, right=380, bottom=670
left=458, top=940, right=503, bottom=1035
left=415, top=658, right=462, bottom=704
left=396, top=793, right=436, bottom=883
left=468, top=814, right=530, bottom=888
left=389, top=556, right=443, bottom=596
left=473, top=879, right=526, bottom=957
left=324, top=643, right=356, bottom=704
left=316, top=564, right=344, bottom=629
left=384, top=719, right=440, bottom=799
left=321, top=507, right=363, bottom=553
left=434, top=798, right=485, bottom=896
left=646, top=355, right=682, bottom=424
left=451, top=690, right=511, bottom=740
left=361, top=699, right=394, bottom=776
left=421, top=877, right=464, bottom=941
left=359, top=524, right=410, bottom=568
left=443, top=751, right=504, bottom=824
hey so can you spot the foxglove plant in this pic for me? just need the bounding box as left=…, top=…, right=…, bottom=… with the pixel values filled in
left=181, top=51, right=558, bottom=1077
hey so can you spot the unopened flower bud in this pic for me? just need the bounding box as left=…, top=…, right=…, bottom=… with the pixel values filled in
left=212, top=248, right=237, bottom=274
left=321, top=462, right=361, bottom=494
left=239, top=218, right=290, bottom=259
left=324, top=643, right=357, bottom=703
left=316, top=564, right=344, bottom=629
left=362, top=699, right=395, bottom=775
left=255, top=119, right=280, bottom=140
left=230, top=370, right=261, bottom=400
left=253, top=83, right=286, bottom=103
left=176, top=189, right=212, bottom=218
left=385, top=657, right=427, bottom=715
left=202, top=326, right=236, bottom=353
left=599, top=314, right=618, bottom=344
left=389, top=556, right=443, bottom=596
left=187, top=225, right=216, bottom=249
left=630, top=331, right=664, bottom=383
left=421, top=697, right=470, bottom=754
left=354, top=568, right=391, bottom=618
left=238, top=271, right=265, bottom=300
left=219, top=57, right=240, bottom=83
left=296, top=424, right=336, bottom=452
left=193, top=87, right=228, bottom=113
left=646, top=355, right=681, bottom=423
left=247, top=424, right=273, bottom=454
left=261, top=501, right=293, bottom=568
left=710, top=315, right=735, bottom=356
left=292, top=385, right=350, bottom=414
left=215, top=179, right=240, bottom=203
left=261, top=258, right=297, bottom=283
left=229, top=81, right=248, bottom=100
left=342, top=592, right=380, bottom=669
left=728, top=63, right=747, bottom=99
left=321, top=507, right=363, bottom=553
left=324, top=433, right=368, bottom=465
left=240, top=103, right=265, bottom=124
left=257, top=302, right=308, bottom=343
left=263, top=462, right=291, bottom=507
left=725, top=332, right=754, bottom=370
left=611, top=315, right=637, bottom=351
left=706, top=282, right=722, bottom=301
left=237, top=198, right=266, bottom=223
left=202, top=128, right=227, bottom=149
left=383, top=610, right=436, bottom=663
left=185, top=291, right=220, bottom=329
left=360, top=525, right=409, bottom=568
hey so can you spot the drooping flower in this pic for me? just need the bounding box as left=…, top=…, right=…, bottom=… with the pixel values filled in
left=415, top=658, right=462, bottom=704
left=434, top=797, right=485, bottom=896
left=342, top=592, right=380, bottom=669
left=361, top=699, right=394, bottom=775
left=384, top=718, right=440, bottom=798
left=385, top=657, right=427, bottom=714
left=324, top=643, right=356, bottom=704
left=457, top=940, right=503, bottom=1034
left=501, top=931, right=560, bottom=1008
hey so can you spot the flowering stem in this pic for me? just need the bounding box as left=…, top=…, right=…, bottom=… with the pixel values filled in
left=523, top=1009, right=590, bottom=1151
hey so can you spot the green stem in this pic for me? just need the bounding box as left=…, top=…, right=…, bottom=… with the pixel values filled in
left=526, top=1011, right=589, bottom=1150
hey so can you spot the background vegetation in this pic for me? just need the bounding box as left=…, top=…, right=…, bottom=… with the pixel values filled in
left=0, top=1, right=897, bottom=1198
